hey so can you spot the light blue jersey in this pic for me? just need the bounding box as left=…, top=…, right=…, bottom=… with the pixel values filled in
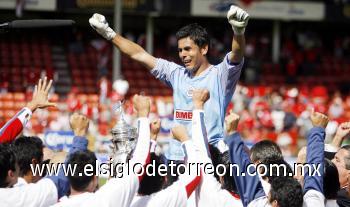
left=151, top=52, right=243, bottom=145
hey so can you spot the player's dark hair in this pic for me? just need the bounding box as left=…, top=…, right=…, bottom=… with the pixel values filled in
left=176, top=23, right=210, bottom=48
left=269, top=177, right=303, bottom=207
left=250, top=140, right=283, bottom=164
left=324, top=158, right=340, bottom=199
left=0, top=144, right=17, bottom=187
left=68, top=150, right=97, bottom=192
left=259, top=158, right=293, bottom=182
left=163, top=160, right=181, bottom=188
left=209, top=145, right=238, bottom=193
left=13, top=136, right=43, bottom=177
left=138, top=153, right=166, bottom=195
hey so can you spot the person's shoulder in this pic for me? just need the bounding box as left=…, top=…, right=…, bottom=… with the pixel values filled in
left=154, top=58, right=185, bottom=74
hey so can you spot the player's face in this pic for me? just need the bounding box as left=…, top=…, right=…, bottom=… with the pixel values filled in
left=332, top=149, right=350, bottom=187
left=178, top=37, right=207, bottom=71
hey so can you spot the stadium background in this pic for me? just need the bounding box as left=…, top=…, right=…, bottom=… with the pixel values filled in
left=0, top=0, right=350, bottom=169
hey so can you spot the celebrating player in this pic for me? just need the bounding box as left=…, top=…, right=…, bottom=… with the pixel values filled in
left=189, top=89, right=243, bottom=207
left=89, top=5, right=249, bottom=146
left=0, top=77, right=56, bottom=144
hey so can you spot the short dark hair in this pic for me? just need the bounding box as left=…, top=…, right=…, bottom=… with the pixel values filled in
left=138, top=153, right=166, bottom=195
left=260, top=158, right=293, bottom=182
left=175, top=23, right=210, bottom=48
left=269, top=177, right=303, bottom=207
left=13, top=136, right=43, bottom=176
left=0, top=144, right=17, bottom=187
left=68, top=150, right=97, bottom=192
left=324, top=158, right=340, bottom=199
left=250, top=140, right=283, bottom=164
left=209, top=145, right=237, bottom=193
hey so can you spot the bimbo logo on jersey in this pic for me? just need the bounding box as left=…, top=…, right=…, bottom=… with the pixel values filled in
left=174, top=109, right=193, bottom=121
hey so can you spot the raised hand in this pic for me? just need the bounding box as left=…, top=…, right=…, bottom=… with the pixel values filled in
left=133, top=94, right=151, bottom=118
left=310, top=109, right=329, bottom=128
left=192, top=89, right=210, bottom=110
left=70, top=113, right=89, bottom=137
left=332, top=122, right=350, bottom=148
left=150, top=119, right=161, bottom=141
left=227, top=5, right=250, bottom=35
left=335, top=122, right=350, bottom=140
left=26, top=77, right=56, bottom=112
left=172, top=125, right=189, bottom=143
left=89, top=13, right=116, bottom=40
left=225, top=111, right=240, bottom=135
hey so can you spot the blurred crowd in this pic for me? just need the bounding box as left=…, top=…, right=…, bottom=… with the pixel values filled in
left=2, top=81, right=350, bottom=158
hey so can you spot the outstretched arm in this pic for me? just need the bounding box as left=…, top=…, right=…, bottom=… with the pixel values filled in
left=331, top=122, right=350, bottom=149
left=129, top=94, right=151, bottom=177
left=191, top=89, right=211, bottom=159
left=89, top=13, right=156, bottom=70
left=227, top=5, right=249, bottom=63
left=0, top=77, right=55, bottom=143
left=111, top=34, right=156, bottom=70
left=225, top=113, right=265, bottom=207
left=46, top=113, right=90, bottom=198
left=304, top=110, right=328, bottom=196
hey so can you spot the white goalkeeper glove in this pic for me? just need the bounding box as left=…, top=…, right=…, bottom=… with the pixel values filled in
left=89, top=13, right=116, bottom=41
left=227, top=5, right=250, bottom=35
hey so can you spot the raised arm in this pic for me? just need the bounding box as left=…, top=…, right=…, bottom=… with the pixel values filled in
left=191, top=89, right=211, bottom=160
left=224, top=113, right=265, bottom=207
left=132, top=126, right=202, bottom=207
left=129, top=94, right=151, bottom=174
left=226, top=5, right=249, bottom=63
left=0, top=77, right=55, bottom=143
left=89, top=13, right=156, bottom=70
left=46, top=113, right=89, bottom=198
left=304, top=110, right=328, bottom=197
left=331, top=122, right=350, bottom=150
left=150, top=119, right=161, bottom=153
left=89, top=94, right=151, bottom=207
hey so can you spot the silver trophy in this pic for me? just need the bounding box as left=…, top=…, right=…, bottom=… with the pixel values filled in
left=110, top=101, right=138, bottom=164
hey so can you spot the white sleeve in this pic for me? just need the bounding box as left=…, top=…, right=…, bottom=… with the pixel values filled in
left=89, top=176, right=139, bottom=207
left=324, top=144, right=338, bottom=153
left=132, top=181, right=189, bottom=207
left=247, top=196, right=271, bottom=207
left=303, top=189, right=325, bottom=207
left=129, top=117, right=151, bottom=175
left=191, top=110, right=211, bottom=162
left=133, top=140, right=202, bottom=207
left=150, top=140, right=157, bottom=153
left=150, top=58, right=181, bottom=87
left=16, top=107, right=32, bottom=126
left=0, top=178, right=58, bottom=207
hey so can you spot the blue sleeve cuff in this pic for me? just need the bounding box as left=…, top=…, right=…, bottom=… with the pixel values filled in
left=306, top=127, right=325, bottom=139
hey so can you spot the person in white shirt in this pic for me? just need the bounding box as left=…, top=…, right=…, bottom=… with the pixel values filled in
left=0, top=78, right=90, bottom=207
left=0, top=112, right=90, bottom=207
left=13, top=136, right=45, bottom=185
left=131, top=124, right=202, bottom=207
left=187, top=89, right=243, bottom=207
left=52, top=94, right=152, bottom=207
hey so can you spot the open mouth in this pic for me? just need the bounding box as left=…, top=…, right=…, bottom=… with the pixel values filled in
left=183, top=59, right=191, bottom=66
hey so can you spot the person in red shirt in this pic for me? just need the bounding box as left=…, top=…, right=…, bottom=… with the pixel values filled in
left=0, top=77, right=55, bottom=143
